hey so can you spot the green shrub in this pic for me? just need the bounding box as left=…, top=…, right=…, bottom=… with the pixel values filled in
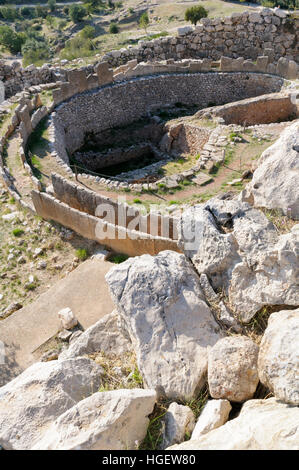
left=12, top=228, right=24, bottom=237
left=69, top=4, right=87, bottom=23
left=0, top=26, right=25, bottom=54
left=80, top=25, right=96, bottom=39
left=109, top=253, right=129, bottom=264
left=109, top=22, right=119, bottom=34
left=75, top=248, right=89, bottom=261
left=139, top=12, right=149, bottom=32
left=185, top=5, right=208, bottom=25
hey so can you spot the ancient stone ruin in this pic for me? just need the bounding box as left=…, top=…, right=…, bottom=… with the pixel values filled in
left=0, top=6, right=298, bottom=451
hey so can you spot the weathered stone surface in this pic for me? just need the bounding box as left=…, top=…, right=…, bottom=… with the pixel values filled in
left=178, top=197, right=299, bottom=322
left=161, top=402, right=195, bottom=449
left=248, top=121, right=299, bottom=220
left=0, top=358, right=103, bottom=450
left=168, top=398, right=299, bottom=450
left=208, top=336, right=259, bottom=402
left=59, top=311, right=132, bottom=360
left=191, top=399, right=231, bottom=439
left=33, top=388, right=156, bottom=450
left=258, top=308, right=299, bottom=405
left=105, top=251, right=223, bottom=400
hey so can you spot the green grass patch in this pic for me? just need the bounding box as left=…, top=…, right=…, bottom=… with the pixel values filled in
left=75, top=248, right=89, bottom=261
left=12, top=228, right=24, bottom=237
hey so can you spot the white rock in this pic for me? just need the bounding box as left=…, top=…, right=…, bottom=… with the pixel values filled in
left=59, top=311, right=132, bottom=360
left=0, top=358, right=103, bottom=450
left=168, top=398, right=299, bottom=450
left=162, top=402, right=195, bottom=449
left=105, top=251, right=223, bottom=400
left=177, top=26, right=193, bottom=36
left=208, top=336, right=259, bottom=402
left=58, top=307, right=78, bottom=330
left=248, top=121, right=299, bottom=219
left=2, top=212, right=19, bottom=221
left=178, top=198, right=299, bottom=322
left=191, top=399, right=231, bottom=440
left=258, top=308, right=299, bottom=405
left=32, top=388, right=156, bottom=450
left=273, top=7, right=287, bottom=18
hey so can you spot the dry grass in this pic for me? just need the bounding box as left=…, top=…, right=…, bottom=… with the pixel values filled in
left=261, top=208, right=297, bottom=235
left=88, top=350, right=144, bottom=391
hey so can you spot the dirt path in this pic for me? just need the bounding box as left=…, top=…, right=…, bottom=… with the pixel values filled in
left=4, top=134, right=35, bottom=209
left=0, top=257, right=115, bottom=386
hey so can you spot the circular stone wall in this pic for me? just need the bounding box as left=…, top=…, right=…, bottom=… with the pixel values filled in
left=51, top=72, right=284, bottom=166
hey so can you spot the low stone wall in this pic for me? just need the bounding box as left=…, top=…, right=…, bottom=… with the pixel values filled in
left=196, top=92, right=298, bottom=125
left=74, top=143, right=162, bottom=173
left=31, top=189, right=180, bottom=257
left=51, top=173, right=177, bottom=240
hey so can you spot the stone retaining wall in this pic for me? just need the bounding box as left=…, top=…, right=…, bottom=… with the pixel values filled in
left=103, top=8, right=299, bottom=66
left=51, top=173, right=177, bottom=240
left=31, top=189, right=180, bottom=257
left=196, top=92, right=298, bottom=125
left=0, top=8, right=298, bottom=100
left=51, top=72, right=284, bottom=157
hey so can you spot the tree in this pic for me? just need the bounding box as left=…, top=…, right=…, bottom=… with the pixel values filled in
left=47, top=0, right=56, bottom=14
left=22, top=37, right=51, bottom=66
left=0, top=25, right=25, bottom=54
left=185, top=5, right=208, bottom=26
left=35, top=4, right=48, bottom=19
left=69, top=5, right=87, bottom=23
left=139, top=12, right=149, bottom=33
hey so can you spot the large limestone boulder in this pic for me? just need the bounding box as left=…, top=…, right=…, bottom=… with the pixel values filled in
left=0, top=357, right=103, bottom=450
left=208, top=336, right=259, bottom=402
left=59, top=311, right=132, bottom=360
left=33, top=388, right=156, bottom=450
left=168, top=398, right=299, bottom=450
left=105, top=251, right=223, bottom=400
left=178, top=197, right=299, bottom=322
left=191, top=399, right=231, bottom=440
left=258, top=308, right=299, bottom=405
left=247, top=121, right=299, bottom=220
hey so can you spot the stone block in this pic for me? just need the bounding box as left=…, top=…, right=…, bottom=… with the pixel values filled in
left=67, top=69, right=88, bottom=93
left=256, top=56, right=269, bottom=73
left=95, top=61, right=113, bottom=86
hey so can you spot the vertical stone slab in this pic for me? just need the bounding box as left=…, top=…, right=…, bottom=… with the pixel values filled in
left=95, top=62, right=113, bottom=86
left=67, top=69, right=88, bottom=93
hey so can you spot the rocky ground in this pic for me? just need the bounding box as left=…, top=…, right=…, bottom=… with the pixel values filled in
left=0, top=184, right=100, bottom=318
left=0, top=120, right=298, bottom=450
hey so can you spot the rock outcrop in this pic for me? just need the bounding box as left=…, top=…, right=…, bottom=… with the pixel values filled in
left=247, top=121, right=299, bottom=220
left=168, top=398, right=299, bottom=450
left=178, top=198, right=299, bottom=322
left=258, top=308, right=299, bottom=405
left=208, top=336, right=259, bottom=402
left=32, top=388, right=156, bottom=450
left=0, top=357, right=103, bottom=450
left=105, top=250, right=223, bottom=400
